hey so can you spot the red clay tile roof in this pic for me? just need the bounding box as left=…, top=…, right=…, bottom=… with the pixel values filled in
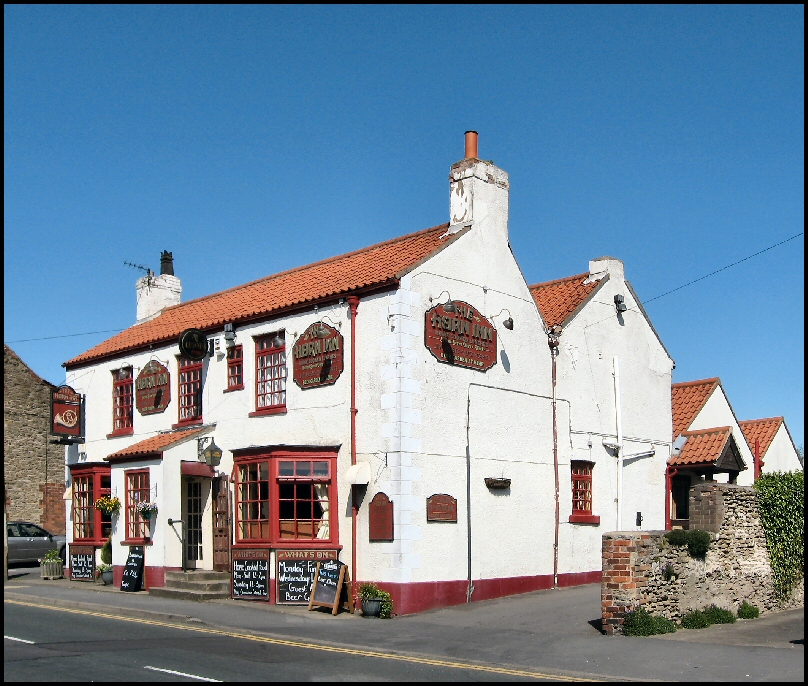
left=106, top=426, right=209, bottom=461
left=739, top=417, right=783, bottom=459
left=529, top=273, right=603, bottom=329
left=671, top=378, right=720, bottom=438
left=669, top=427, right=731, bottom=467
left=66, top=223, right=455, bottom=368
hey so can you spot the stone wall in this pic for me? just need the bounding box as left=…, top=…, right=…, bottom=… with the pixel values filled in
left=601, top=483, right=803, bottom=635
left=3, top=345, right=65, bottom=534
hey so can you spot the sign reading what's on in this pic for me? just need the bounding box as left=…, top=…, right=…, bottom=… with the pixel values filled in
left=51, top=385, right=83, bottom=440
left=135, top=360, right=171, bottom=415
left=424, top=301, right=497, bottom=372
left=292, top=323, right=344, bottom=390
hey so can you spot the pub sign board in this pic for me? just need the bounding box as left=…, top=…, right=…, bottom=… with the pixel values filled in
left=292, top=322, right=344, bottom=390
left=135, top=360, right=171, bottom=415
left=426, top=494, right=458, bottom=523
left=232, top=548, right=270, bottom=600
left=424, top=301, right=497, bottom=372
left=69, top=544, right=95, bottom=581
left=50, top=385, right=83, bottom=440
left=276, top=549, right=338, bottom=605
left=179, top=328, right=209, bottom=361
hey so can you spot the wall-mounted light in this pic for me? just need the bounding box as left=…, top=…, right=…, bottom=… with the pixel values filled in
left=430, top=291, right=456, bottom=313
left=272, top=332, right=285, bottom=348
left=314, top=316, right=339, bottom=338
left=614, top=294, right=627, bottom=313
left=491, top=308, right=514, bottom=330
left=223, top=323, right=236, bottom=349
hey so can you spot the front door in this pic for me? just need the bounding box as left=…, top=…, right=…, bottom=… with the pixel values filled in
left=185, top=479, right=204, bottom=569
left=212, top=476, right=231, bottom=571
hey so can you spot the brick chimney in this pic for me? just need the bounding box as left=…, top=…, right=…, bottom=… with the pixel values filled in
left=136, top=251, right=181, bottom=323
left=448, top=131, right=510, bottom=242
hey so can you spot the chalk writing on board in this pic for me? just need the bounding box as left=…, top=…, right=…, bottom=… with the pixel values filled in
left=312, top=559, right=342, bottom=605
left=70, top=553, right=94, bottom=581
left=121, top=546, right=145, bottom=592
left=232, top=558, right=269, bottom=598
left=277, top=559, right=317, bottom=604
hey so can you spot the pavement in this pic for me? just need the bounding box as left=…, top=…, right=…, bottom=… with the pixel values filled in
left=4, top=564, right=804, bottom=681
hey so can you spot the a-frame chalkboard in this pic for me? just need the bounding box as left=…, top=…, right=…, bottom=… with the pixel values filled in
left=307, top=559, right=354, bottom=615
left=121, top=546, right=145, bottom=592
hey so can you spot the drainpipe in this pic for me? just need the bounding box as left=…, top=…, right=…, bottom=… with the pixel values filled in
left=664, top=467, right=679, bottom=531
left=613, top=356, right=623, bottom=531
left=347, top=296, right=360, bottom=594
left=548, top=328, right=561, bottom=589
left=754, top=439, right=761, bottom=480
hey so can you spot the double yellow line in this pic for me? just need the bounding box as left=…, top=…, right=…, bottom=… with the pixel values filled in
left=5, top=597, right=597, bottom=681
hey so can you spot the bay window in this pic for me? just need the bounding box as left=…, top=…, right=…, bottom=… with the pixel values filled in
left=70, top=465, right=112, bottom=544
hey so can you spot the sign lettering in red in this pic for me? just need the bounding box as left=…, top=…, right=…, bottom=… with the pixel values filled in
left=51, top=385, right=83, bottom=438
left=135, top=361, right=171, bottom=415
left=292, top=323, right=344, bottom=390
left=424, top=301, right=497, bottom=372
left=426, top=494, right=458, bottom=522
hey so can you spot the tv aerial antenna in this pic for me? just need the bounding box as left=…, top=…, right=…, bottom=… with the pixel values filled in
left=125, top=261, right=154, bottom=291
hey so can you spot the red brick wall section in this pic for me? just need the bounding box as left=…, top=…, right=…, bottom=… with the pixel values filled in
left=40, top=483, right=66, bottom=535
left=601, top=532, right=656, bottom=635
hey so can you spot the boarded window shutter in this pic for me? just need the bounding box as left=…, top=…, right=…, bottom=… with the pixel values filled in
left=368, top=492, right=394, bottom=541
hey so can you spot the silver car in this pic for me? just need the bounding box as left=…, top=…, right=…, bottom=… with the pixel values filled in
left=7, top=521, right=66, bottom=564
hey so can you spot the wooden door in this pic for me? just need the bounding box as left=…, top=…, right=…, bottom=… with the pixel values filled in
left=212, top=476, right=231, bottom=571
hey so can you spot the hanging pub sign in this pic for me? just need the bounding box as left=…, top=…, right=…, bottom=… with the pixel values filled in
left=51, top=385, right=83, bottom=441
left=135, top=360, right=171, bottom=415
left=424, top=301, right=497, bottom=372
left=292, top=322, right=344, bottom=390
left=178, top=328, right=209, bottom=361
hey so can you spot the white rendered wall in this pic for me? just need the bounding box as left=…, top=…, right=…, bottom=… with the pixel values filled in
left=761, top=424, right=803, bottom=473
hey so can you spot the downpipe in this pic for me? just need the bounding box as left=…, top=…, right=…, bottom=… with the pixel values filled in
left=548, top=329, right=561, bottom=589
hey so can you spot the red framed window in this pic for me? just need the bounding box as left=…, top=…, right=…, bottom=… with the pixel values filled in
left=70, top=465, right=112, bottom=544
left=110, top=367, right=134, bottom=436
left=125, top=469, right=151, bottom=540
left=233, top=451, right=336, bottom=545
left=254, top=334, right=286, bottom=414
left=226, top=345, right=244, bottom=391
left=178, top=357, right=203, bottom=424
left=569, top=461, right=599, bottom=524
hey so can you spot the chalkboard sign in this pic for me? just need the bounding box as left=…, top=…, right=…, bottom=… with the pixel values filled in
left=308, top=559, right=354, bottom=615
left=232, top=549, right=269, bottom=600
left=121, top=546, right=145, bottom=592
left=276, top=549, right=338, bottom=605
left=69, top=545, right=94, bottom=581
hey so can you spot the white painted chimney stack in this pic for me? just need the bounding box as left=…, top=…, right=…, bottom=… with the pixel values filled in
left=136, top=251, right=181, bottom=323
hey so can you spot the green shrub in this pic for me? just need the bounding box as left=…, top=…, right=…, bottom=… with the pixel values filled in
left=737, top=601, right=760, bottom=619
left=663, top=563, right=676, bottom=581
left=663, top=529, right=711, bottom=558
left=357, top=582, right=394, bottom=619
left=681, top=610, right=711, bottom=629
left=622, top=608, right=676, bottom=636
left=100, top=537, right=112, bottom=565
left=703, top=604, right=736, bottom=624
left=41, top=548, right=62, bottom=562
left=754, top=471, right=804, bottom=600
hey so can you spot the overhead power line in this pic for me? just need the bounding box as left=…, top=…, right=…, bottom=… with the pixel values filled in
left=5, top=328, right=125, bottom=344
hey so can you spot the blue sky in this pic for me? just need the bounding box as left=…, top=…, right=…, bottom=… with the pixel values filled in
left=4, top=5, right=804, bottom=446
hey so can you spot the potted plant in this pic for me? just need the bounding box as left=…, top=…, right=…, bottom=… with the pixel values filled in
left=40, top=548, right=64, bottom=580
left=95, top=495, right=121, bottom=516
left=96, top=563, right=114, bottom=586
left=358, top=582, right=393, bottom=618
left=135, top=501, right=158, bottom=536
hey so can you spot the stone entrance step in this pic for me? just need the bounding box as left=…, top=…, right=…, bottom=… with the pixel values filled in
left=149, top=570, right=231, bottom=601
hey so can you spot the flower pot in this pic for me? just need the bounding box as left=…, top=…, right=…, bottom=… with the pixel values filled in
left=101, top=570, right=114, bottom=586
left=484, top=477, right=511, bottom=490
left=40, top=560, right=64, bottom=580
left=361, top=598, right=383, bottom=618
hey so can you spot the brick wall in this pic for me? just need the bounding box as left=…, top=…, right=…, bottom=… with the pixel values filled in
left=4, top=345, right=65, bottom=534
left=601, top=484, right=803, bottom=635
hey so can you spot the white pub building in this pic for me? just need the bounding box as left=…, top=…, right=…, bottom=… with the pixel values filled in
left=63, top=133, right=674, bottom=613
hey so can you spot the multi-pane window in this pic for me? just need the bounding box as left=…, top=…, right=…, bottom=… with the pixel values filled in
left=227, top=345, right=244, bottom=390
left=256, top=334, right=286, bottom=411
left=277, top=460, right=331, bottom=541
left=126, top=470, right=151, bottom=540
left=178, top=357, right=203, bottom=423
left=112, top=367, right=134, bottom=434
left=235, top=460, right=270, bottom=541
left=73, top=475, right=94, bottom=540
left=571, top=461, right=594, bottom=514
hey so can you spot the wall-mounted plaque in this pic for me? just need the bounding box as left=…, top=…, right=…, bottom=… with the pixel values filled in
left=135, top=360, right=171, bottom=415
left=292, top=322, right=344, bottom=390
left=51, top=385, right=83, bottom=440
left=426, top=494, right=458, bottom=522
left=369, top=492, right=394, bottom=542
left=179, top=328, right=209, bottom=361
left=424, top=301, right=497, bottom=372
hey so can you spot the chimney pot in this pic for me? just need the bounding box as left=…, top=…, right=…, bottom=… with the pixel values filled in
left=464, top=131, right=478, bottom=160
left=160, top=251, right=174, bottom=276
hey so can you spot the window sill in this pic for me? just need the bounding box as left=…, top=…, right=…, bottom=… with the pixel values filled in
left=248, top=407, right=287, bottom=418
left=569, top=513, right=601, bottom=525
left=107, top=428, right=134, bottom=439
left=223, top=385, right=244, bottom=393
left=120, top=538, right=153, bottom=546
left=172, top=419, right=203, bottom=429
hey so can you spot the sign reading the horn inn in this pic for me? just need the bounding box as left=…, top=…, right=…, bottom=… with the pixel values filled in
left=135, top=360, right=171, bottom=415
left=51, top=385, right=83, bottom=439
left=292, top=323, right=344, bottom=389
left=424, top=301, right=497, bottom=372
